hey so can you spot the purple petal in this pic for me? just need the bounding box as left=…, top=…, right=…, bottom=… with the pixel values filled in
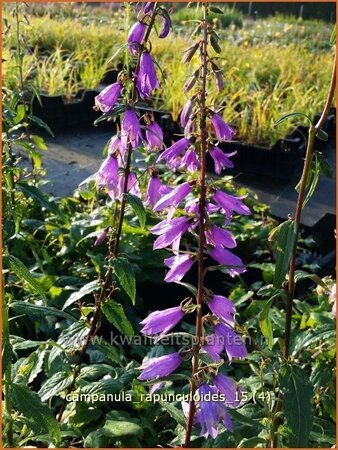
left=128, top=21, right=147, bottom=55
left=209, top=147, right=236, bottom=174
left=213, top=373, right=237, bottom=406
left=210, top=246, right=246, bottom=275
left=138, top=352, right=181, bottom=380
left=205, top=224, right=237, bottom=249
left=207, top=294, right=236, bottom=325
left=146, top=121, right=163, bottom=150
left=211, top=113, right=234, bottom=142
left=164, top=254, right=194, bottom=283
left=214, top=323, right=247, bottom=362
left=213, top=189, right=251, bottom=217
left=140, top=306, right=184, bottom=336
left=180, top=99, right=193, bottom=128
left=159, top=14, right=171, bottom=38
left=153, top=182, right=191, bottom=211
left=95, top=83, right=122, bottom=113
left=137, top=52, right=159, bottom=99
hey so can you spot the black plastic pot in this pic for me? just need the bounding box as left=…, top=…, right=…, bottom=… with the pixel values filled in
left=32, top=94, right=66, bottom=129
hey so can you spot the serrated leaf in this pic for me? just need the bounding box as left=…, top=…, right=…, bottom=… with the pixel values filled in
left=94, top=337, right=122, bottom=365
left=10, top=301, right=76, bottom=321
left=18, top=182, right=61, bottom=215
left=38, top=371, right=73, bottom=402
left=111, top=257, right=136, bottom=303
left=275, top=112, right=312, bottom=127
left=79, top=378, right=123, bottom=397
left=159, top=400, right=186, bottom=427
left=269, top=220, right=297, bottom=288
left=102, top=300, right=134, bottom=336
left=63, top=280, right=100, bottom=310
left=125, top=193, right=146, bottom=228
left=10, top=383, right=61, bottom=444
left=4, top=255, right=47, bottom=299
left=279, top=363, right=314, bottom=447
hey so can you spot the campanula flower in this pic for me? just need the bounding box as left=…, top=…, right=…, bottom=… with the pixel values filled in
left=128, top=21, right=147, bottom=55
left=207, top=294, right=236, bottom=326
left=213, top=373, right=237, bottom=406
left=159, top=14, right=171, bottom=38
left=140, top=306, right=184, bottom=337
left=97, top=155, right=119, bottom=200
left=202, top=334, right=224, bottom=363
left=137, top=51, right=160, bottom=99
left=146, top=120, right=164, bottom=150
left=196, top=384, right=219, bottom=439
left=205, top=224, right=237, bottom=249
left=214, top=323, right=247, bottom=362
left=152, top=217, right=190, bottom=250
left=180, top=148, right=199, bottom=173
left=138, top=352, right=182, bottom=380
left=153, top=181, right=191, bottom=211
left=121, top=109, right=143, bottom=149
left=180, top=99, right=193, bottom=128
left=210, top=246, right=246, bottom=276
left=145, top=175, right=169, bottom=208
left=164, top=254, right=194, bottom=283
left=94, top=229, right=108, bottom=247
left=213, top=189, right=251, bottom=217
left=157, top=137, right=190, bottom=167
left=143, top=2, right=155, bottom=14
left=209, top=147, right=236, bottom=174
left=117, top=172, right=141, bottom=198
left=95, top=82, right=122, bottom=113
left=211, top=112, right=234, bottom=141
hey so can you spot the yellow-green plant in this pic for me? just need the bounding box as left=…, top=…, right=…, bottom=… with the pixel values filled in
left=74, top=48, right=113, bottom=91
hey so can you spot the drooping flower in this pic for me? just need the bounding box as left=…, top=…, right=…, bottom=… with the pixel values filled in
left=159, top=13, right=171, bottom=38
left=209, top=147, right=236, bottom=174
left=128, top=21, right=147, bottom=55
left=136, top=51, right=160, bottom=99
left=196, top=384, right=219, bottom=439
left=121, top=109, right=143, bottom=149
left=117, top=172, right=141, bottom=198
left=202, top=334, right=224, bottom=363
left=143, top=2, right=155, bottom=14
left=140, top=306, right=184, bottom=337
left=214, top=323, right=247, bottom=362
left=153, top=181, right=192, bottom=211
left=138, top=352, right=182, bottom=380
left=211, top=112, right=234, bottom=142
left=210, top=246, right=246, bottom=276
left=164, top=254, right=194, bottom=283
left=207, top=294, right=236, bottom=326
left=95, top=82, right=122, bottom=113
left=180, top=99, right=193, bottom=128
left=184, top=119, right=195, bottom=136
left=180, top=148, right=199, bottom=173
left=96, top=155, right=119, bottom=200
left=205, top=224, right=237, bottom=249
left=157, top=137, right=190, bottom=167
left=152, top=217, right=190, bottom=250
left=214, top=70, right=224, bottom=92
left=146, top=120, right=164, bottom=150
left=145, top=175, right=168, bottom=208
left=213, top=189, right=251, bottom=217
left=94, top=229, right=108, bottom=247
left=213, top=373, right=237, bottom=407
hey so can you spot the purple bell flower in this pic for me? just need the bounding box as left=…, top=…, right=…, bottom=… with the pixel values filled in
left=146, top=121, right=164, bottom=150
left=138, top=352, right=182, bottom=380
left=140, top=306, right=184, bottom=337
left=143, top=2, right=155, bottom=14
left=202, top=334, right=224, bottom=363
left=210, top=246, right=246, bottom=276
left=213, top=189, right=251, bottom=217
left=211, top=112, right=234, bottom=142
left=214, top=323, right=247, bottom=362
left=196, top=384, right=219, bottom=439
left=180, top=99, right=193, bottom=128
left=97, top=155, right=119, bottom=200
left=207, top=294, right=236, bottom=326
left=151, top=216, right=190, bottom=250
left=145, top=175, right=168, bottom=208
left=117, top=172, right=141, bottom=199
left=153, top=181, right=191, bottom=211
left=180, top=148, right=199, bottom=173
left=94, top=229, right=108, bottom=247
left=184, top=118, right=195, bottom=136
left=209, top=147, right=236, bottom=174
left=159, top=14, right=171, bottom=38
left=205, top=224, right=237, bottom=249
left=121, top=109, right=143, bottom=149
left=213, top=373, right=237, bottom=406
left=128, top=21, right=147, bottom=55
left=157, top=137, right=190, bottom=167
left=164, top=254, right=194, bottom=283
left=137, top=51, right=159, bottom=99
left=95, top=82, right=122, bottom=113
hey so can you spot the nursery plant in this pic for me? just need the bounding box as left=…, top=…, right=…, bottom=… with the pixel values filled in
left=1, top=2, right=336, bottom=449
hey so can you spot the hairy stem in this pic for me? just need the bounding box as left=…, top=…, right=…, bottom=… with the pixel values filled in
left=184, top=5, right=209, bottom=448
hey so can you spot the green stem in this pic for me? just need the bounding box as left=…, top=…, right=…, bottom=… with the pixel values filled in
left=3, top=301, right=14, bottom=447
left=184, top=5, right=209, bottom=448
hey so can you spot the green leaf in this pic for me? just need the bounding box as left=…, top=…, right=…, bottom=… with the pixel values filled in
left=10, top=301, right=75, bottom=321
left=303, top=153, right=320, bottom=208
left=258, top=298, right=274, bottom=350
left=125, top=193, right=146, bottom=228
left=104, top=418, right=143, bottom=439
left=2, top=338, right=12, bottom=375
left=210, top=34, right=222, bottom=53
left=31, top=134, right=48, bottom=150
left=174, top=281, right=197, bottom=296
left=62, top=280, right=100, bottom=310
left=14, top=104, right=26, bottom=124
left=269, top=220, right=297, bottom=288
left=294, top=270, right=328, bottom=289
left=38, top=371, right=73, bottom=402
left=10, top=383, right=61, bottom=444
left=4, top=255, right=47, bottom=300
left=317, top=128, right=328, bottom=141
left=28, top=114, right=54, bottom=136
left=279, top=363, right=314, bottom=447
left=102, top=300, right=134, bottom=336
left=94, top=338, right=122, bottom=365
left=79, top=378, right=123, bottom=397
left=329, top=25, right=336, bottom=45
left=111, top=257, right=136, bottom=304
left=159, top=400, right=186, bottom=427
left=275, top=112, right=312, bottom=127
left=18, top=182, right=62, bottom=215
left=209, top=6, right=224, bottom=14
left=238, top=437, right=267, bottom=448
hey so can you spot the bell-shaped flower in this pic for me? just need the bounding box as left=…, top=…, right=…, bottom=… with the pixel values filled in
left=209, top=147, right=236, bottom=175
left=210, top=246, right=246, bottom=276
left=180, top=99, right=193, bottom=128
left=96, top=155, right=119, bottom=200
left=164, top=253, right=194, bottom=283
left=95, top=82, right=122, bottom=113
left=140, top=306, right=184, bottom=337
left=121, top=109, right=143, bottom=149
left=145, top=175, right=169, bottom=208
left=180, top=148, right=199, bottom=173
left=211, top=112, right=234, bottom=142
left=214, top=323, right=247, bottom=362
left=202, top=334, right=224, bottom=363
left=153, top=182, right=191, bottom=211
left=128, top=21, right=147, bottom=55
left=213, top=373, right=237, bottom=407
left=157, top=137, right=190, bottom=168
left=213, top=189, right=251, bottom=217
left=94, top=229, right=108, bottom=247
left=159, top=14, right=171, bottom=38
left=117, top=172, right=141, bottom=199
left=152, top=216, right=190, bottom=250
left=136, top=51, right=159, bottom=99
left=205, top=224, right=237, bottom=249
left=196, top=384, right=219, bottom=439
left=138, top=352, right=182, bottom=380
left=207, top=294, right=236, bottom=326
left=146, top=120, right=164, bottom=150
left=143, top=2, right=155, bottom=14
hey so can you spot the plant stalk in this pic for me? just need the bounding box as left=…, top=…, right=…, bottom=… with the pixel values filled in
left=184, top=5, right=209, bottom=448
left=3, top=301, right=14, bottom=447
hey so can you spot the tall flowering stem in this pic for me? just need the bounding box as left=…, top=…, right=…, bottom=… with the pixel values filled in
left=184, top=5, right=209, bottom=447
